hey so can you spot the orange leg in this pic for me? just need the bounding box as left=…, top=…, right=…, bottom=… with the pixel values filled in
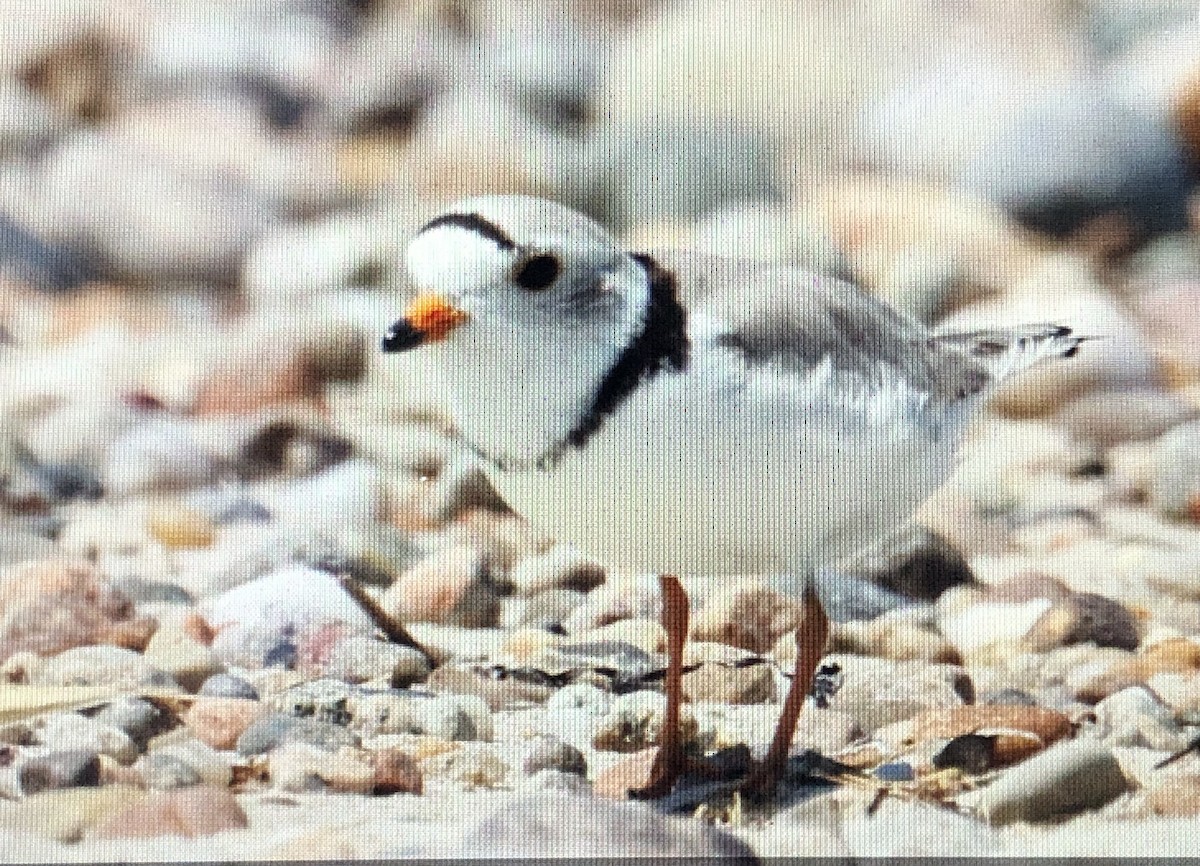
left=627, top=574, right=690, bottom=799
left=740, top=588, right=830, bottom=801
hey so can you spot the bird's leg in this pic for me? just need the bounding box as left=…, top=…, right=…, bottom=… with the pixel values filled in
left=739, top=587, right=830, bottom=801
left=627, top=573, right=690, bottom=799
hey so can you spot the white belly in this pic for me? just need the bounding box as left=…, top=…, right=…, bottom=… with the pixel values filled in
left=485, top=367, right=964, bottom=577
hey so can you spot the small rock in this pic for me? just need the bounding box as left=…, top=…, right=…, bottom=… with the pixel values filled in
left=183, top=698, right=268, bottom=751
left=690, top=578, right=808, bottom=653
left=461, top=792, right=756, bottom=858
left=198, top=673, right=259, bottom=701
left=967, top=740, right=1130, bottom=825
left=842, top=796, right=998, bottom=857
left=32, top=645, right=171, bottom=690
left=1150, top=421, right=1200, bottom=520
left=382, top=544, right=502, bottom=628
left=147, top=741, right=232, bottom=789
left=200, top=565, right=376, bottom=669
left=831, top=615, right=961, bottom=663
left=545, top=682, right=612, bottom=715
left=508, top=545, right=606, bottom=595
left=681, top=661, right=776, bottom=704
left=593, top=747, right=658, bottom=799
left=371, top=748, right=423, bottom=795
left=101, top=420, right=216, bottom=497
left=19, top=750, right=101, bottom=794
left=1074, top=638, right=1200, bottom=701
left=0, top=785, right=144, bottom=843
left=574, top=618, right=666, bottom=655
left=1025, top=592, right=1142, bottom=652
left=500, top=589, right=587, bottom=631
left=145, top=504, right=217, bottom=550
left=425, top=665, right=553, bottom=711
left=269, top=743, right=375, bottom=794
left=0, top=560, right=156, bottom=662
left=322, top=636, right=431, bottom=687
left=909, top=704, right=1075, bottom=746
left=837, top=525, right=977, bottom=604
left=89, top=785, right=249, bottom=838
left=560, top=575, right=664, bottom=634
left=1094, top=687, right=1193, bottom=751
left=822, top=655, right=974, bottom=733
left=592, top=691, right=698, bottom=753
left=36, top=713, right=138, bottom=765
left=522, top=735, right=587, bottom=777
left=1146, top=773, right=1200, bottom=817
left=91, top=698, right=170, bottom=748
left=136, top=753, right=202, bottom=790
left=420, top=743, right=509, bottom=789
left=142, top=624, right=224, bottom=692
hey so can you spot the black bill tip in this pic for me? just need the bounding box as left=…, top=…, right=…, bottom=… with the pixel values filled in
left=382, top=319, right=425, bottom=353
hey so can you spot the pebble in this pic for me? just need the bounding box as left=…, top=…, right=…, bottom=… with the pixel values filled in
left=838, top=525, right=977, bottom=603
left=966, top=740, right=1131, bottom=825
left=425, top=665, right=554, bottom=711
left=1093, top=686, right=1193, bottom=751
left=89, top=784, right=249, bottom=839
left=269, top=742, right=375, bottom=794
left=198, top=673, right=259, bottom=701
left=36, top=713, right=139, bottom=765
left=680, top=661, right=776, bottom=705
left=522, top=735, right=587, bottom=777
left=91, top=697, right=170, bottom=748
left=508, top=544, right=606, bottom=595
left=142, top=623, right=224, bottom=692
left=842, top=797, right=998, bottom=858
left=146, top=740, right=232, bottom=789
left=145, top=504, right=217, bottom=550
left=200, top=565, right=376, bottom=669
left=1150, top=421, right=1200, bottom=521
left=460, top=792, right=756, bottom=859
left=183, top=697, right=269, bottom=750
left=1145, top=773, right=1200, bottom=817
left=19, top=749, right=102, bottom=794
left=0, top=559, right=156, bottom=662
left=831, top=614, right=961, bottom=663
left=0, top=785, right=145, bottom=843
left=821, top=654, right=974, bottom=733
left=382, top=544, right=502, bottom=628
left=136, top=752, right=202, bottom=790
left=592, top=691, right=699, bottom=753
left=420, top=743, right=509, bottom=789
left=1025, top=591, right=1142, bottom=652
left=101, top=420, right=217, bottom=497
left=559, top=575, right=663, bottom=634
left=322, top=636, right=431, bottom=687
left=370, top=747, right=424, bottom=795
left=32, top=645, right=173, bottom=690
left=236, top=713, right=355, bottom=757
left=690, top=578, right=808, bottom=653
left=500, top=588, right=587, bottom=631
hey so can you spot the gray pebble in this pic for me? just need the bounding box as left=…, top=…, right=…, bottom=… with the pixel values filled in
left=236, top=712, right=362, bottom=756
left=33, top=646, right=176, bottom=690
left=522, top=736, right=587, bottom=777
left=460, top=792, right=756, bottom=859
left=199, top=673, right=259, bottom=701
left=137, top=753, right=202, bottom=790
left=322, top=637, right=431, bottom=688
left=19, top=750, right=101, bottom=795
left=270, top=678, right=354, bottom=725
left=108, top=577, right=194, bottom=605
left=1151, top=421, right=1200, bottom=520
left=968, top=740, right=1130, bottom=825
left=36, top=713, right=138, bottom=764
left=89, top=698, right=168, bottom=748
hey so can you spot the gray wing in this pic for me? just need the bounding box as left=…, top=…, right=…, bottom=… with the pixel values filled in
left=645, top=250, right=992, bottom=400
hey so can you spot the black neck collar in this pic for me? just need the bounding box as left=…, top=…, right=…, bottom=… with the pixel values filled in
left=561, top=252, right=690, bottom=453
left=470, top=253, right=690, bottom=473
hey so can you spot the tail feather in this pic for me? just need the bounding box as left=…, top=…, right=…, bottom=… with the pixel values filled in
left=933, top=323, right=1089, bottom=384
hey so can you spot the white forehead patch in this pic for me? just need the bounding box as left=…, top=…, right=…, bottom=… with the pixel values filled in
left=406, top=226, right=513, bottom=297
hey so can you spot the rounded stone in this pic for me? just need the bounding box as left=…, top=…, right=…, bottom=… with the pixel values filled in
left=522, top=735, right=587, bottom=777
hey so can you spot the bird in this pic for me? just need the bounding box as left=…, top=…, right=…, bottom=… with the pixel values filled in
left=382, top=194, right=1083, bottom=800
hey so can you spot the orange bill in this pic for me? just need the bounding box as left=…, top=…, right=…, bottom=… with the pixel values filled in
left=382, top=295, right=468, bottom=352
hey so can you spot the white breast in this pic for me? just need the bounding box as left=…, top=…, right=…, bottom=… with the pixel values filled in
left=485, top=347, right=970, bottom=578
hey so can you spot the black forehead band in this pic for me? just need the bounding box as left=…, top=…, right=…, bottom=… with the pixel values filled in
left=419, top=213, right=516, bottom=251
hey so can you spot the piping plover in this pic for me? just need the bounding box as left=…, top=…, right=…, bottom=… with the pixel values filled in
left=383, top=194, right=1082, bottom=799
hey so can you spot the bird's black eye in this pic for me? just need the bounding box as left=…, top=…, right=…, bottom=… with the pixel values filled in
left=512, top=254, right=560, bottom=291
